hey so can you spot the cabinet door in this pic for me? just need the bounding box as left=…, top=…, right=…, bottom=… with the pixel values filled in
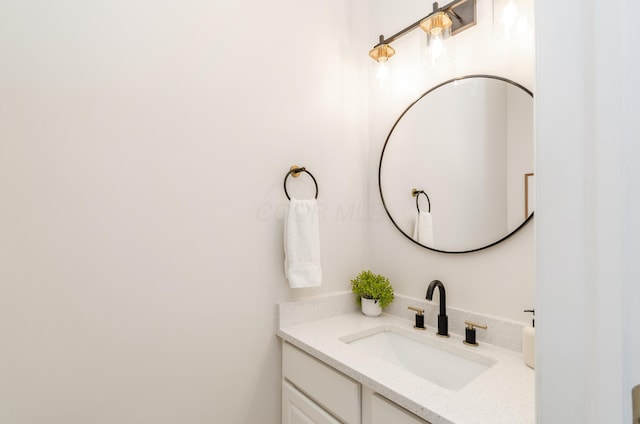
left=371, top=393, right=430, bottom=424
left=282, top=381, right=341, bottom=424
left=282, top=342, right=360, bottom=423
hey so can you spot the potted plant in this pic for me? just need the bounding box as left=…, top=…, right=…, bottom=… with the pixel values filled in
left=350, top=270, right=394, bottom=317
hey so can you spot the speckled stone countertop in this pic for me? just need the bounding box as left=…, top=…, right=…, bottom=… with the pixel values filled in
left=277, top=292, right=534, bottom=424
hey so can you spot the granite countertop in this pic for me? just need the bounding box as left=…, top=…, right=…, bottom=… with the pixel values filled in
left=277, top=295, right=534, bottom=424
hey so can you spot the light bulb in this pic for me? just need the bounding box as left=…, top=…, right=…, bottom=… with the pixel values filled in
left=501, top=1, right=518, bottom=30
left=420, top=28, right=453, bottom=69
left=494, top=0, right=531, bottom=40
left=430, top=36, right=444, bottom=62
left=376, top=62, right=389, bottom=88
left=515, top=15, right=531, bottom=37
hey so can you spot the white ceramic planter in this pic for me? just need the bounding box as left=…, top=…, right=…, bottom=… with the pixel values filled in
left=361, top=297, right=382, bottom=317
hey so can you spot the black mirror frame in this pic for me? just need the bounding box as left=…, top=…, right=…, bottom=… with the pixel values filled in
left=378, top=74, right=535, bottom=254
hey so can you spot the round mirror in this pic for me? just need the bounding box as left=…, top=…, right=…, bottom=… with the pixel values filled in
left=378, top=75, right=534, bottom=254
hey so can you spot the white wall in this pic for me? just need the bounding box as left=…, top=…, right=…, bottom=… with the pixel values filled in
left=368, top=0, right=535, bottom=322
left=0, top=1, right=369, bottom=423
left=12, top=0, right=637, bottom=422
left=536, top=0, right=640, bottom=422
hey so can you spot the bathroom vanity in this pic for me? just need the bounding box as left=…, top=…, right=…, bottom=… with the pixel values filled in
left=277, top=293, right=534, bottom=424
left=278, top=73, right=536, bottom=424
left=282, top=341, right=428, bottom=424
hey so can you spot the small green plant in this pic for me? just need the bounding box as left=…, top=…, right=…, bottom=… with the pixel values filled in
left=350, top=270, right=394, bottom=309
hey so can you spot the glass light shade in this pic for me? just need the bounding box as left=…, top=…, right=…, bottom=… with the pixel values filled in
left=420, top=29, right=453, bottom=69
left=369, top=44, right=395, bottom=63
left=493, top=0, right=532, bottom=40
left=375, top=61, right=389, bottom=88
left=419, top=11, right=453, bottom=39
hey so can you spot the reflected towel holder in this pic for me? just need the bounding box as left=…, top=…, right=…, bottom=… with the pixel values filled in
left=524, top=172, right=534, bottom=219
left=412, top=189, right=431, bottom=213
left=284, top=165, right=319, bottom=200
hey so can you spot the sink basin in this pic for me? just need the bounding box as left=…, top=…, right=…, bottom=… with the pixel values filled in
left=342, top=327, right=495, bottom=390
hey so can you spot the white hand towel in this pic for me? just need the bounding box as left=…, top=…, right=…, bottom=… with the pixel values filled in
left=413, top=210, right=434, bottom=246
left=284, top=199, right=322, bottom=288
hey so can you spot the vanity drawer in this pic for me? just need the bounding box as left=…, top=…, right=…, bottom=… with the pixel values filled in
left=282, top=342, right=360, bottom=424
left=371, top=393, right=430, bottom=424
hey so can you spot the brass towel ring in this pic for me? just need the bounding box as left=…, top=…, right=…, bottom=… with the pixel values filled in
left=412, top=189, right=431, bottom=213
left=284, top=165, right=319, bottom=200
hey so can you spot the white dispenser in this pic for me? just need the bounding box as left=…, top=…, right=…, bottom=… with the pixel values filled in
left=523, top=309, right=535, bottom=369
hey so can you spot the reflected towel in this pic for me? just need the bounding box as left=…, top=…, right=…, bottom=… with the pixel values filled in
left=413, top=211, right=434, bottom=246
left=284, top=199, right=322, bottom=288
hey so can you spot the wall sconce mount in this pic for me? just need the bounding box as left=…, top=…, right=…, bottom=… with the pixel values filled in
left=369, top=0, right=477, bottom=63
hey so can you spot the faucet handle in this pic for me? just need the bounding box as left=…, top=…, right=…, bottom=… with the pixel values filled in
left=463, top=321, right=487, bottom=346
left=408, top=306, right=426, bottom=330
left=408, top=306, right=424, bottom=316
left=465, top=321, right=488, bottom=330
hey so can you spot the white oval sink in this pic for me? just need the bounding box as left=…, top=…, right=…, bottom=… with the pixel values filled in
left=342, top=327, right=495, bottom=390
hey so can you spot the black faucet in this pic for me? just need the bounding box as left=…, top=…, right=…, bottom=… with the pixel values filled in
left=426, top=280, right=449, bottom=337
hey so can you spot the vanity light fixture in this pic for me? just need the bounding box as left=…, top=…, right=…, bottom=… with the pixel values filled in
left=368, top=0, right=477, bottom=63
left=419, top=11, right=453, bottom=46
left=492, top=0, right=532, bottom=40
left=368, top=36, right=396, bottom=63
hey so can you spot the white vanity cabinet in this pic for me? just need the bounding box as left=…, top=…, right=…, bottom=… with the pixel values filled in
left=282, top=342, right=360, bottom=424
left=282, top=342, right=431, bottom=424
left=282, top=381, right=341, bottom=424
left=367, top=391, right=430, bottom=424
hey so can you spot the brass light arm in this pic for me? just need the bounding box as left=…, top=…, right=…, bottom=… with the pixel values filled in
left=370, top=0, right=476, bottom=50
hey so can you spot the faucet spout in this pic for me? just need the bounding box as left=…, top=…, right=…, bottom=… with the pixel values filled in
left=426, top=279, right=449, bottom=337
left=426, top=280, right=446, bottom=316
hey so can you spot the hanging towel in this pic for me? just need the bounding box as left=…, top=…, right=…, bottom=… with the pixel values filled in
left=413, top=210, right=434, bottom=246
left=284, top=199, right=322, bottom=288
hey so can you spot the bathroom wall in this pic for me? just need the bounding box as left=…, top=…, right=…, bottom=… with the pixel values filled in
left=367, top=0, right=536, bottom=322
left=0, top=1, right=369, bottom=423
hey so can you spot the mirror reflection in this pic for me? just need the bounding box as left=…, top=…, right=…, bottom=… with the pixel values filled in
left=379, top=75, right=534, bottom=253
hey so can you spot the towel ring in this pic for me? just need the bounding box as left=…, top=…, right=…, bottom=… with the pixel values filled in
left=412, top=189, right=431, bottom=213
left=284, top=165, right=319, bottom=200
